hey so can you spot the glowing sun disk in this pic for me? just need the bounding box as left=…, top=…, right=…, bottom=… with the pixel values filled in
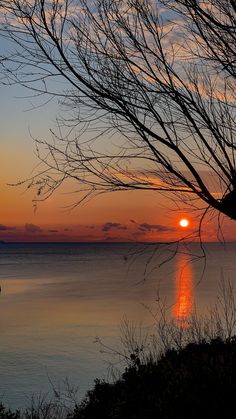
left=179, top=218, right=189, bottom=228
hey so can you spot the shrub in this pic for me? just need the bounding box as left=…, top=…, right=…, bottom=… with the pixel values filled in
left=0, top=403, right=20, bottom=419
left=69, top=336, right=236, bottom=419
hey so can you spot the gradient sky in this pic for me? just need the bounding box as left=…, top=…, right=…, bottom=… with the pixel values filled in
left=1, top=55, right=236, bottom=243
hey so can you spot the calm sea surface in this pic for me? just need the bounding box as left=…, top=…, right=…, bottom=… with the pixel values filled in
left=0, top=242, right=235, bottom=409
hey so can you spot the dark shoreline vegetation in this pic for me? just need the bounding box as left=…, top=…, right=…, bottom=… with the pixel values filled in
left=1, top=337, right=236, bottom=418
left=1, top=278, right=236, bottom=419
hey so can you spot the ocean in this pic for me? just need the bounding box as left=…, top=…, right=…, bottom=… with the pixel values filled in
left=0, top=242, right=235, bottom=409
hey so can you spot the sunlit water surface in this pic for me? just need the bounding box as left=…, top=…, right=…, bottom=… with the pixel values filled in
left=0, top=242, right=235, bottom=409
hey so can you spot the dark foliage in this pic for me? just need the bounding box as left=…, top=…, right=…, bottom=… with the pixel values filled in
left=0, top=404, right=20, bottom=419
left=69, top=337, right=236, bottom=419
left=2, top=337, right=236, bottom=418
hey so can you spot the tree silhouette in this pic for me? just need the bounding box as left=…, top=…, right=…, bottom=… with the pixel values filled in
left=0, top=0, right=235, bottom=220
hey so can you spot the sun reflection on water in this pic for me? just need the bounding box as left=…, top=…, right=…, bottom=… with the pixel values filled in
left=172, top=253, right=193, bottom=327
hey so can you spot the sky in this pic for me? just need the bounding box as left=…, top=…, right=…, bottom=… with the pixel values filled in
left=1, top=4, right=236, bottom=243
left=1, top=81, right=236, bottom=243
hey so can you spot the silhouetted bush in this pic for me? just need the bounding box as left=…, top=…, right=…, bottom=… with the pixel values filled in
left=0, top=403, right=20, bottom=419
left=69, top=336, right=236, bottom=419
left=2, top=337, right=236, bottom=418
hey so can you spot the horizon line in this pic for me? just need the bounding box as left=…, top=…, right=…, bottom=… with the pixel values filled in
left=1, top=240, right=235, bottom=245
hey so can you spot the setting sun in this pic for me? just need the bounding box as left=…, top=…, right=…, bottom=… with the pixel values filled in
left=179, top=218, right=189, bottom=228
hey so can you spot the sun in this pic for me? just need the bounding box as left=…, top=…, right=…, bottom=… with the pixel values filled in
left=179, top=218, right=189, bottom=228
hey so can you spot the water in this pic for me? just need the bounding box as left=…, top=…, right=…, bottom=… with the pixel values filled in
left=0, top=242, right=235, bottom=409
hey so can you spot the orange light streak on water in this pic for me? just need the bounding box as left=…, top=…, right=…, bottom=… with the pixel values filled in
left=172, top=253, right=193, bottom=327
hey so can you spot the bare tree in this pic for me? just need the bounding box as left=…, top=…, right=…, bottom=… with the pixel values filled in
left=0, top=0, right=235, bottom=220
left=165, top=0, right=236, bottom=78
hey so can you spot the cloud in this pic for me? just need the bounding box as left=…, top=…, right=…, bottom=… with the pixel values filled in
left=48, top=229, right=58, bottom=233
left=132, top=231, right=143, bottom=236
left=86, top=225, right=95, bottom=229
left=104, top=235, right=130, bottom=241
left=0, top=224, right=15, bottom=231
left=138, top=223, right=175, bottom=232
left=64, top=228, right=72, bottom=232
left=102, top=222, right=127, bottom=232
left=25, top=223, right=42, bottom=233
left=104, top=236, right=120, bottom=241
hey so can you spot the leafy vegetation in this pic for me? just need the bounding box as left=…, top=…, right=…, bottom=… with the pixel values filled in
left=1, top=336, right=236, bottom=418
left=68, top=336, right=236, bottom=418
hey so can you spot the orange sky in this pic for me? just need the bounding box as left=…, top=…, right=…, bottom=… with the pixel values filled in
left=0, top=1, right=236, bottom=244
left=1, top=85, right=236, bottom=242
